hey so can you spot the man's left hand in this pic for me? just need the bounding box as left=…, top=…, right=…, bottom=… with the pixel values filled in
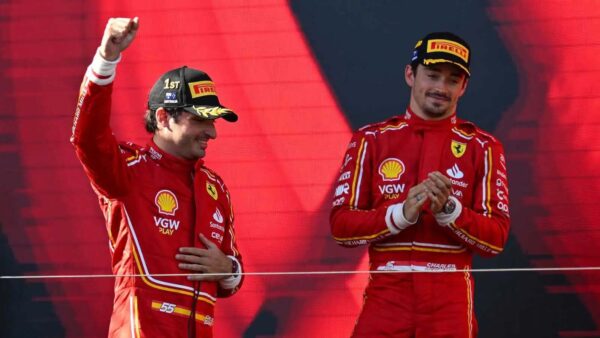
left=176, top=234, right=232, bottom=281
left=424, top=171, right=452, bottom=213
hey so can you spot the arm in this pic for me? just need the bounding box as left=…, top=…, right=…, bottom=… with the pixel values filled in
left=216, top=189, right=243, bottom=297
left=434, top=142, right=510, bottom=256
left=329, top=132, right=427, bottom=247
left=70, top=17, right=140, bottom=198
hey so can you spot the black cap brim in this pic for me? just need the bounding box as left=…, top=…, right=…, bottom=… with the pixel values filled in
left=182, top=105, right=238, bottom=122
left=422, top=58, right=471, bottom=77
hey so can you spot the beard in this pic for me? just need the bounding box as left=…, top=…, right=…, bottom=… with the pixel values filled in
left=423, top=100, right=452, bottom=117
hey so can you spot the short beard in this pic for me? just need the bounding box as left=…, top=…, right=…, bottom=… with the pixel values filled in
left=423, top=102, right=450, bottom=117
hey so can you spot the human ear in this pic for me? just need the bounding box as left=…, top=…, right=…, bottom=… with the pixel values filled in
left=405, top=64, right=415, bottom=88
left=155, top=108, right=171, bottom=130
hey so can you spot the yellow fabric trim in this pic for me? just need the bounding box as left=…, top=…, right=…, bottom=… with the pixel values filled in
left=452, top=127, right=475, bottom=137
left=130, top=243, right=215, bottom=305
left=464, top=270, right=474, bottom=338
left=485, top=148, right=493, bottom=217
left=151, top=301, right=207, bottom=322
left=379, top=122, right=407, bottom=132
left=373, top=246, right=467, bottom=253
left=349, top=138, right=366, bottom=207
left=105, top=199, right=117, bottom=248
left=125, top=150, right=139, bottom=163
left=134, top=296, right=141, bottom=338
left=333, top=228, right=389, bottom=242
left=450, top=222, right=502, bottom=252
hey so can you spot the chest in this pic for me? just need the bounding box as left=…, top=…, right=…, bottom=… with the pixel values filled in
left=370, top=129, right=480, bottom=205
left=124, top=164, right=226, bottom=248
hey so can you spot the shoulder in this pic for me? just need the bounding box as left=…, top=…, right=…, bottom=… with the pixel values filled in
left=198, top=166, right=229, bottom=193
left=454, top=119, right=504, bottom=149
left=356, top=115, right=407, bottom=136
left=118, top=141, right=149, bottom=166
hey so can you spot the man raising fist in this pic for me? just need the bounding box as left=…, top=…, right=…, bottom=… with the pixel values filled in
left=71, top=17, right=243, bottom=338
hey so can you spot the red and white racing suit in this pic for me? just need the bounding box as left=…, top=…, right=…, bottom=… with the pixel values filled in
left=71, top=52, right=243, bottom=338
left=330, top=110, right=510, bottom=338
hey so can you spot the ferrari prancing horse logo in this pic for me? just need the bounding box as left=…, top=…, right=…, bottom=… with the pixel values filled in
left=451, top=140, right=467, bottom=158
left=206, top=182, right=218, bottom=200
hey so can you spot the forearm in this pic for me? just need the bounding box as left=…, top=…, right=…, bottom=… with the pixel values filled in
left=435, top=197, right=509, bottom=256
left=330, top=204, right=415, bottom=247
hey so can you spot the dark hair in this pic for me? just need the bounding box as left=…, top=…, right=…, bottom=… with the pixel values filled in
left=144, top=108, right=184, bottom=133
left=410, top=63, right=418, bottom=75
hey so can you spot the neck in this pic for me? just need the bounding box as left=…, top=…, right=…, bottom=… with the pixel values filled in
left=152, top=133, right=181, bottom=159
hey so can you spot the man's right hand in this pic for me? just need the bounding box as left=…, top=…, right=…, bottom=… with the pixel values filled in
left=402, top=182, right=429, bottom=223
left=99, top=17, right=139, bottom=61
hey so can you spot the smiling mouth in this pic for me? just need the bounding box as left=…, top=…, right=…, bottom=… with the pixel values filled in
left=427, top=93, right=450, bottom=101
left=196, top=140, right=208, bottom=148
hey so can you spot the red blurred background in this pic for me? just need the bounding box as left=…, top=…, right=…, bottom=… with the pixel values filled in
left=1, top=0, right=599, bottom=337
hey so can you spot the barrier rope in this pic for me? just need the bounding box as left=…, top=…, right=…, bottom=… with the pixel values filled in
left=2, top=266, right=600, bottom=280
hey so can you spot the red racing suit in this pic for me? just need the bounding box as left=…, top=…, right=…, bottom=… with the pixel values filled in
left=71, top=52, right=243, bottom=338
left=330, top=110, right=510, bottom=338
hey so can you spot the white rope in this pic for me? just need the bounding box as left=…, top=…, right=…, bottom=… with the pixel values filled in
left=2, top=266, right=600, bottom=280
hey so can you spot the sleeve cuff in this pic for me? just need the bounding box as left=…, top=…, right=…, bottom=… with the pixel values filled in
left=385, top=202, right=417, bottom=234
left=85, top=48, right=121, bottom=85
left=434, top=196, right=463, bottom=226
left=218, top=256, right=242, bottom=290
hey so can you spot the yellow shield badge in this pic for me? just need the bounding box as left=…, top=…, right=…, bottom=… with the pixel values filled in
left=206, top=182, right=218, bottom=200
left=451, top=140, right=467, bottom=158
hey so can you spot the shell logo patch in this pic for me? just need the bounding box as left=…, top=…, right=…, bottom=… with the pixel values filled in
left=451, top=140, right=467, bottom=158
left=155, top=190, right=178, bottom=216
left=206, top=182, right=218, bottom=200
left=378, top=158, right=405, bottom=181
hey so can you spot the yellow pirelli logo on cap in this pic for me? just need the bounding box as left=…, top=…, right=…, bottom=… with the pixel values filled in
left=189, top=81, right=217, bottom=99
left=427, top=39, right=469, bottom=63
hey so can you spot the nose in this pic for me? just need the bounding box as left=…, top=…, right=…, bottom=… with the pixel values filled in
left=205, top=121, right=217, bottom=139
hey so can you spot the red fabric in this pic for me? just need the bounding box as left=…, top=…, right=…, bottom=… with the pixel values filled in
left=71, top=76, right=243, bottom=338
left=330, top=110, right=510, bottom=336
left=352, top=271, right=478, bottom=338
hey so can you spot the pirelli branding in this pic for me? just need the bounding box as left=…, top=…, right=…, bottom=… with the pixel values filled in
left=189, top=81, right=217, bottom=99
left=427, top=39, right=469, bottom=63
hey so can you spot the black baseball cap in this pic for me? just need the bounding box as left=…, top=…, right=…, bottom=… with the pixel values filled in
left=410, top=32, right=471, bottom=76
left=148, top=66, right=238, bottom=122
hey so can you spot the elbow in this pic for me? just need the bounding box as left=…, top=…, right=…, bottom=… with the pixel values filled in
left=329, top=209, right=351, bottom=246
left=479, top=233, right=509, bottom=258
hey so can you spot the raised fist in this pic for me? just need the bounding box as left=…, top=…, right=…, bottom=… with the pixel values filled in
left=99, top=17, right=139, bottom=61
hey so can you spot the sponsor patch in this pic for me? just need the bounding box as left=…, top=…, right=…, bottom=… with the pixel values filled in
left=342, top=154, right=353, bottom=168
left=378, top=158, right=405, bottom=181
left=335, top=183, right=350, bottom=197
left=378, top=184, right=405, bottom=200
left=451, top=140, right=467, bottom=158
left=446, top=163, right=464, bottom=179
left=213, top=208, right=223, bottom=223
left=164, top=91, right=178, bottom=104
left=155, top=190, right=178, bottom=216
left=189, top=81, right=217, bottom=98
left=332, top=197, right=345, bottom=207
left=154, top=216, right=180, bottom=236
left=149, top=147, right=163, bottom=160
left=427, top=39, right=469, bottom=63
left=206, top=182, right=218, bottom=200
left=211, top=232, right=224, bottom=244
left=338, top=171, right=351, bottom=182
